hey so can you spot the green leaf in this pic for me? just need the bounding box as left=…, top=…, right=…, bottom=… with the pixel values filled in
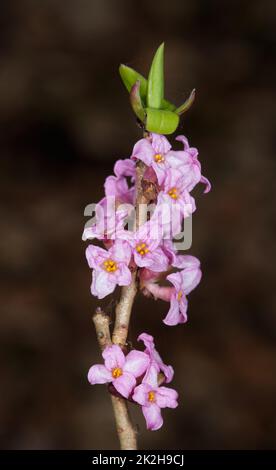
left=119, top=64, right=147, bottom=101
left=119, top=62, right=176, bottom=111
left=146, top=107, right=179, bottom=135
left=129, top=80, right=146, bottom=122
left=162, top=98, right=176, bottom=111
left=147, top=43, right=164, bottom=109
left=175, top=89, right=196, bottom=115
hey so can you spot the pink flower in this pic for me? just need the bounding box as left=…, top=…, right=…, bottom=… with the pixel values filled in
left=150, top=168, right=195, bottom=239
left=161, top=239, right=179, bottom=265
left=82, top=197, right=128, bottom=241
left=114, top=158, right=135, bottom=178
left=142, top=255, right=201, bottom=325
left=104, top=158, right=136, bottom=205
left=133, top=365, right=178, bottom=431
left=131, top=133, right=183, bottom=185
left=172, top=254, right=201, bottom=270
left=88, top=345, right=149, bottom=398
left=138, top=332, right=174, bottom=383
left=164, top=262, right=202, bottom=325
left=86, top=240, right=132, bottom=299
left=175, top=135, right=211, bottom=193
left=104, top=175, right=135, bottom=204
left=162, top=240, right=200, bottom=270
left=126, top=221, right=169, bottom=272
left=158, top=168, right=196, bottom=218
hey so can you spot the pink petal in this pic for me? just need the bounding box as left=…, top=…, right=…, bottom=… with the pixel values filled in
left=138, top=333, right=154, bottom=350
left=104, top=175, right=128, bottom=198
left=150, top=216, right=166, bottom=241
left=133, top=236, right=169, bottom=271
left=88, top=197, right=116, bottom=239
left=172, top=255, right=200, bottom=270
left=162, top=364, right=174, bottom=384
left=102, top=344, right=125, bottom=371
left=124, top=350, right=150, bottom=378
left=119, top=186, right=135, bottom=205
left=86, top=245, right=108, bottom=269
left=113, top=371, right=136, bottom=398
left=145, top=248, right=169, bottom=272
left=91, top=270, right=116, bottom=299
left=176, top=134, right=189, bottom=150
left=142, top=403, right=163, bottom=431
left=200, top=175, right=211, bottom=193
left=177, top=160, right=202, bottom=192
left=155, top=386, right=179, bottom=409
left=133, top=251, right=154, bottom=269
left=114, top=159, right=135, bottom=178
left=179, top=297, right=188, bottom=323
left=176, top=156, right=196, bottom=174
left=163, top=297, right=182, bottom=326
left=161, top=240, right=177, bottom=264
left=152, top=161, right=167, bottom=185
left=142, top=364, right=159, bottom=388
left=104, top=176, right=134, bottom=204
left=151, top=133, right=171, bottom=154
left=87, top=364, right=112, bottom=385
left=82, top=225, right=101, bottom=241
left=132, top=383, right=151, bottom=406
left=154, top=193, right=183, bottom=239
left=178, top=195, right=195, bottom=218
left=189, top=147, right=199, bottom=158
left=110, top=240, right=131, bottom=264
left=180, top=267, right=202, bottom=295
left=163, top=168, right=183, bottom=192
left=166, top=150, right=186, bottom=169
left=116, top=263, right=132, bottom=286
left=187, top=164, right=202, bottom=191
left=134, top=219, right=161, bottom=245
left=132, top=139, right=154, bottom=166
left=138, top=334, right=174, bottom=384
left=167, top=272, right=182, bottom=291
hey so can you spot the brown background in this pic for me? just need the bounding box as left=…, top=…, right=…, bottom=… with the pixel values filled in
left=0, top=0, right=276, bottom=449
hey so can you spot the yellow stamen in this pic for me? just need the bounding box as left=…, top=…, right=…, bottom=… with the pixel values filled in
left=177, top=290, right=183, bottom=301
left=168, top=187, right=178, bottom=199
left=154, top=153, right=164, bottom=163
left=148, top=391, right=156, bottom=402
left=136, top=242, right=149, bottom=256
left=103, top=259, right=118, bottom=272
left=112, top=367, right=123, bottom=379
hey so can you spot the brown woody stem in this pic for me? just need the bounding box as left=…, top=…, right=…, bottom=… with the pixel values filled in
left=93, top=158, right=147, bottom=450
left=112, top=160, right=147, bottom=348
left=92, top=308, right=137, bottom=450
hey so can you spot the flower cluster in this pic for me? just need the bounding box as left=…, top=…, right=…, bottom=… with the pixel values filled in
left=84, top=132, right=210, bottom=430
left=88, top=333, right=178, bottom=431
left=84, top=133, right=210, bottom=317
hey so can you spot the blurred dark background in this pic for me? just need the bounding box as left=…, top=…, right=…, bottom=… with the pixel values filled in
left=1, top=0, right=276, bottom=450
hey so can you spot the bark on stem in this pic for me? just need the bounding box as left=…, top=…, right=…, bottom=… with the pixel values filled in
left=112, top=160, right=147, bottom=347
left=93, top=160, right=147, bottom=450
left=110, top=160, right=147, bottom=449
left=92, top=308, right=137, bottom=450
